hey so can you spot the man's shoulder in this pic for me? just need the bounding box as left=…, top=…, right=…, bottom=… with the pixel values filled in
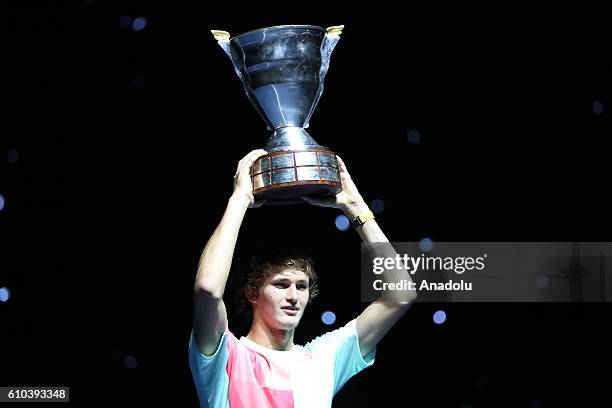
left=303, top=319, right=357, bottom=351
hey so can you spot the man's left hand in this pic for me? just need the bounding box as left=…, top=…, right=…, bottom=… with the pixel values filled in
left=302, top=156, right=369, bottom=219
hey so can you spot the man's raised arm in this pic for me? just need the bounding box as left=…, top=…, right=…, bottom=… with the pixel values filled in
left=192, top=149, right=268, bottom=356
left=304, top=157, right=417, bottom=358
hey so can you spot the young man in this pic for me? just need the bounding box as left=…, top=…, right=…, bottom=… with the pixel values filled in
left=189, top=149, right=416, bottom=407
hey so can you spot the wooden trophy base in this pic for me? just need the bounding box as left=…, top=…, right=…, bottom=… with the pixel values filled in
left=250, top=148, right=342, bottom=205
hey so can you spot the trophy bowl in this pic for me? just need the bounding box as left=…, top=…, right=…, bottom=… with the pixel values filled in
left=211, top=25, right=345, bottom=204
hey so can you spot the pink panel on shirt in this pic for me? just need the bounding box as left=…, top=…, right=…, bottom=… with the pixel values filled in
left=224, top=330, right=294, bottom=408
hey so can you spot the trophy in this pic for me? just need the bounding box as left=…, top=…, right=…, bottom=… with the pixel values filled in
left=211, top=25, right=345, bottom=204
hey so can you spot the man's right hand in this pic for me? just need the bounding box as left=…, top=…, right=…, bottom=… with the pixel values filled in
left=232, top=149, right=269, bottom=208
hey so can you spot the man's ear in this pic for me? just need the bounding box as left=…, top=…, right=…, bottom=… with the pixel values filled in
left=245, top=285, right=258, bottom=304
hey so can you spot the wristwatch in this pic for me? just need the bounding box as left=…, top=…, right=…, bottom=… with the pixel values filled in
left=352, top=210, right=375, bottom=228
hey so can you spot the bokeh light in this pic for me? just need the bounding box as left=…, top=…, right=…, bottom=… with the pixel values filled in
left=132, top=17, right=147, bottom=32
left=370, top=198, right=385, bottom=214
left=321, top=311, right=336, bottom=325
left=407, top=129, right=421, bottom=144
left=0, top=287, right=11, bottom=303
left=419, top=237, right=433, bottom=252
left=335, top=215, right=350, bottom=231
left=433, top=310, right=447, bottom=325
left=124, top=355, right=138, bottom=369
left=535, top=274, right=550, bottom=289
left=7, top=149, right=18, bottom=164
left=593, top=100, right=604, bottom=115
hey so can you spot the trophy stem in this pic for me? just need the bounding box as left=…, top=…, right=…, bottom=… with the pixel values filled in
left=263, top=127, right=326, bottom=153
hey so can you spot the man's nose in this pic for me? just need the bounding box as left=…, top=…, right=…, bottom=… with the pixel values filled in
left=286, top=285, right=298, bottom=302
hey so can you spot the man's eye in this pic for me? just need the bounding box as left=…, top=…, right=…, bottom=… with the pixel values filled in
left=274, top=283, right=288, bottom=288
left=297, top=285, right=308, bottom=290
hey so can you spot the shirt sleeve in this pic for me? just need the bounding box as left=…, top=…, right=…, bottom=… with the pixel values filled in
left=189, top=329, right=235, bottom=408
left=304, top=318, right=376, bottom=395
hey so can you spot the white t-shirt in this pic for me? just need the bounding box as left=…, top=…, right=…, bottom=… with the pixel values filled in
left=189, top=318, right=375, bottom=407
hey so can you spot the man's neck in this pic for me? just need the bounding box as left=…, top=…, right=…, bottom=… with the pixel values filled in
left=246, top=318, right=295, bottom=351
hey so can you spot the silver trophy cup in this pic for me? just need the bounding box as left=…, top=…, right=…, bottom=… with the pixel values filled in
left=211, top=25, right=345, bottom=204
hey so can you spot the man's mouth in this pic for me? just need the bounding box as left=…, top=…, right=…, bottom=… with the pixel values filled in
left=281, top=306, right=299, bottom=315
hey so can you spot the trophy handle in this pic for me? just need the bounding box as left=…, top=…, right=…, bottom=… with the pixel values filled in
left=210, top=29, right=232, bottom=58
left=211, top=29, right=260, bottom=117
left=211, top=30, right=230, bottom=41
left=325, top=25, right=344, bottom=36
left=304, top=25, right=345, bottom=128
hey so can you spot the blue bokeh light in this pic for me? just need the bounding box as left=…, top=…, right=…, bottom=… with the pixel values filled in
left=433, top=310, right=447, bottom=325
left=419, top=237, right=433, bottom=252
left=321, top=311, right=336, bottom=325
left=370, top=198, right=385, bottom=214
left=407, top=129, right=421, bottom=144
left=132, top=17, right=147, bottom=32
left=0, top=287, right=10, bottom=303
left=593, top=100, right=604, bottom=115
left=7, top=149, right=18, bottom=164
left=0, top=194, right=5, bottom=211
left=124, top=355, right=138, bottom=369
left=335, top=215, right=350, bottom=231
left=535, top=274, right=550, bottom=289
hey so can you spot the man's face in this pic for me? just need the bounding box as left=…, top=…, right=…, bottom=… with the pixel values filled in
left=253, top=268, right=310, bottom=330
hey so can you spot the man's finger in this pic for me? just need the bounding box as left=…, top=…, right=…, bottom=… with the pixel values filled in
left=237, top=149, right=266, bottom=168
left=335, top=156, right=352, bottom=181
left=240, top=149, right=268, bottom=171
left=247, top=149, right=269, bottom=165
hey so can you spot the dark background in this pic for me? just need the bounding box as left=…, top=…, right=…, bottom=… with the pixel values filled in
left=2, top=2, right=611, bottom=407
